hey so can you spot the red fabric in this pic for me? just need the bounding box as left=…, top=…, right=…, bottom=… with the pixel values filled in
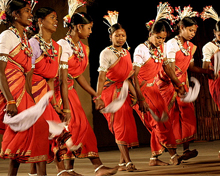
left=101, top=50, right=139, bottom=148
left=157, top=41, right=197, bottom=144
left=133, top=45, right=176, bottom=156
left=32, top=40, right=61, bottom=123
left=0, top=43, right=49, bottom=163
left=55, top=41, right=98, bottom=158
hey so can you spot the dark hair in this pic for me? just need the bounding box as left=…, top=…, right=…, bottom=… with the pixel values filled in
left=149, top=20, right=171, bottom=35
left=176, top=17, right=197, bottom=32
left=109, top=23, right=124, bottom=35
left=31, top=7, right=56, bottom=33
left=214, top=21, right=220, bottom=32
left=68, top=12, right=93, bottom=28
left=5, top=0, right=29, bottom=23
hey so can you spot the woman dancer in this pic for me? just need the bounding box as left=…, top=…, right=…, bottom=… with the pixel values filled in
left=0, top=0, right=49, bottom=175
left=133, top=2, right=185, bottom=166
left=201, top=6, right=220, bottom=158
left=29, top=7, right=72, bottom=176
left=96, top=11, right=139, bottom=172
left=201, top=6, right=220, bottom=108
left=157, top=5, right=212, bottom=161
left=55, top=1, right=118, bottom=176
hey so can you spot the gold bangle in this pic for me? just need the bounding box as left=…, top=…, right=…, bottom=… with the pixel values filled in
left=138, top=97, right=145, bottom=101
left=62, top=109, right=71, bottom=113
left=93, top=95, right=101, bottom=101
left=7, top=100, right=16, bottom=105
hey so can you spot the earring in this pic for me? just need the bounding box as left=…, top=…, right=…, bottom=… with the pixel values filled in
left=40, top=24, right=43, bottom=27
left=79, top=30, right=82, bottom=33
left=15, top=17, right=17, bottom=20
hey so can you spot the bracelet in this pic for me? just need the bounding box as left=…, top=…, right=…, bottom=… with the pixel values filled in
left=93, top=95, right=101, bottom=101
left=62, top=109, right=71, bottom=113
left=7, top=100, right=16, bottom=105
left=176, top=82, right=183, bottom=88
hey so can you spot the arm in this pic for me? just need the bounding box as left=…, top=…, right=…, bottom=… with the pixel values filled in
left=0, top=55, right=17, bottom=117
left=76, top=74, right=97, bottom=97
left=25, top=68, right=35, bottom=101
left=133, top=66, right=149, bottom=113
left=95, top=71, right=106, bottom=110
left=162, top=60, right=186, bottom=97
left=59, top=61, right=71, bottom=122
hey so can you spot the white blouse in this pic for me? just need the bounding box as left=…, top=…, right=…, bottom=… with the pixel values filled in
left=98, top=47, right=119, bottom=72
left=133, top=43, right=167, bottom=67
left=166, top=38, right=194, bottom=63
left=57, top=39, right=73, bottom=62
left=0, top=30, right=20, bottom=55
left=202, top=42, right=218, bottom=62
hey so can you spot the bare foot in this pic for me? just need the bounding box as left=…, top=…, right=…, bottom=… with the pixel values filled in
left=149, top=159, right=169, bottom=166
left=95, top=166, right=118, bottom=176
left=181, top=149, right=198, bottom=160
left=118, top=165, right=127, bottom=171
left=126, top=163, right=137, bottom=172
left=68, top=170, right=83, bottom=176
left=57, top=170, right=73, bottom=176
left=170, top=154, right=182, bottom=165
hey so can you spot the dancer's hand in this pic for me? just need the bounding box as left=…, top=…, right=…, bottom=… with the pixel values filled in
left=95, top=99, right=105, bottom=110
left=138, top=100, right=149, bottom=113
left=62, top=112, right=71, bottom=123
left=177, top=86, right=186, bottom=98
left=54, top=105, right=65, bottom=117
left=6, top=104, right=18, bottom=117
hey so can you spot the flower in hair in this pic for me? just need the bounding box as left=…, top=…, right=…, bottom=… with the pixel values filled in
left=146, top=19, right=155, bottom=30
left=175, top=5, right=199, bottom=21
left=0, top=0, right=10, bottom=24
left=201, top=6, right=220, bottom=21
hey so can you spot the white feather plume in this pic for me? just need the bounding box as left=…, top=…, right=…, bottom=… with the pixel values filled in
left=103, top=11, right=119, bottom=26
left=175, top=5, right=199, bottom=21
left=68, top=0, right=86, bottom=19
left=155, top=2, right=175, bottom=24
left=201, top=6, right=219, bottom=21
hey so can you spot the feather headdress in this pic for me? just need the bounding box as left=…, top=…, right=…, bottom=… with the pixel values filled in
left=28, top=0, right=38, bottom=12
left=103, top=11, right=119, bottom=27
left=63, top=0, right=86, bottom=27
left=201, top=6, right=219, bottom=21
left=0, top=0, right=10, bottom=24
left=175, top=5, right=199, bottom=21
left=146, top=2, right=175, bottom=30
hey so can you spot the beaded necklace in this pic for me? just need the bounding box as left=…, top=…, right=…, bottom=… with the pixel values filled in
left=144, top=41, right=163, bottom=63
left=175, top=35, right=191, bottom=56
left=9, top=26, right=32, bottom=57
left=34, top=34, right=58, bottom=59
left=212, top=38, right=220, bottom=49
left=108, top=46, right=127, bottom=58
left=65, top=34, right=85, bottom=60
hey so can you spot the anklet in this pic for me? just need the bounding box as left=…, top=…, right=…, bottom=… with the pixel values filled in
left=118, top=163, right=126, bottom=166
left=126, top=162, right=133, bottom=167
left=94, top=165, right=104, bottom=173
left=170, top=154, right=177, bottom=160
left=28, top=174, right=37, bottom=176
left=150, top=157, right=157, bottom=160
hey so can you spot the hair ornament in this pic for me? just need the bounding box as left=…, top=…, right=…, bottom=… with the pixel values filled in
left=175, top=5, right=199, bottom=21
left=28, top=0, right=38, bottom=12
left=146, top=2, right=175, bottom=31
left=103, top=11, right=119, bottom=27
left=201, top=6, right=219, bottom=22
left=0, top=0, right=11, bottom=24
left=63, top=0, right=86, bottom=27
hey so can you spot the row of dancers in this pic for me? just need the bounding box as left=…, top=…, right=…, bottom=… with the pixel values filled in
left=0, top=0, right=220, bottom=176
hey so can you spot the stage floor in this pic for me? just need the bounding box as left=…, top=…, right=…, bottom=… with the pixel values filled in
left=1, top=140, right=220, bottom=176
